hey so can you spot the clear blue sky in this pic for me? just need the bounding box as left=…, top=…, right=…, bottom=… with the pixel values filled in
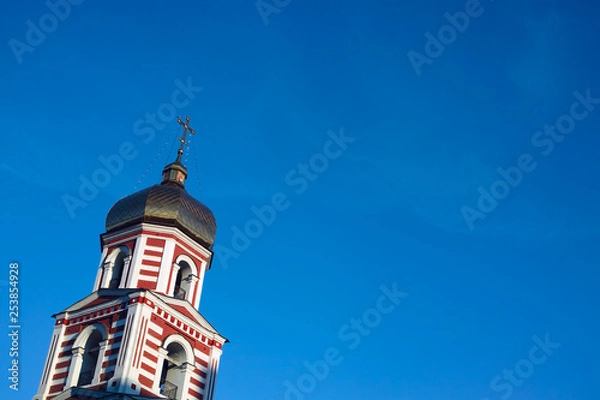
left=1, top=0, right=599, bottom=399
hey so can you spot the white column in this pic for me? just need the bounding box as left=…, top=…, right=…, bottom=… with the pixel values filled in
left=197, top=262, right=208, bottom=308
left=100, top=262, right=114, bottom=289
left=156, top=239, right=176, bottom=293
left=153, top=347, right=169, bottom=393
left=169, top=263, right=181, bottom=297
left=125, top=235, right=145, bottom=287
left=64, top=347, right=85, bottom=388
left=93, top=247, right=109, bottom=291
left=179, top=362, right=195, bottom=400
left=119, top=256, right=132, bottom=288
left=108, top=301, right=149, bottom=394
left=204, top=346, right=222, bottom=400
left=92, top=339, right=109, bottom=384
left=33, top=323, right=66, bottom=400
left=189, top=275, right=200, bottom=307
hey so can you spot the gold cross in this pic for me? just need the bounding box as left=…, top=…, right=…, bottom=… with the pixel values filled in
left=175, top=116, right=196, bottom=162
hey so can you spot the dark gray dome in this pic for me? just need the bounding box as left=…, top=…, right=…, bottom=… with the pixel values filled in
left=106, top=183, right=216, bottom=248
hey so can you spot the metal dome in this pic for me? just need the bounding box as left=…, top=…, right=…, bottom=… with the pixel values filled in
left=105, top=182, right=216, bottom=249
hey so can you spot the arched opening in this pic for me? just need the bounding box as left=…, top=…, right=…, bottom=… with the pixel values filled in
left=108, top=248, right=129, bottom=289
left=159, top=342, right=188, bottom=400
left=77, top=329, right=102, bottom=386
left=173, top=261, right=193, bottom=300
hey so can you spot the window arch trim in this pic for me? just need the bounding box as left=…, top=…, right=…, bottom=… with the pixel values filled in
left=161, top=334, right=195, bottom=365
left=65, top=323, right=108, bottom=388
left=103, top=246, right=131, bottom=289
left=173, top=254, right=198, bottom=277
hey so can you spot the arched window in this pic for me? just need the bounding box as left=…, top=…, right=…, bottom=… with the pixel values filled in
left=173, top=261, right=193, bottom=300
left=77, top=330, right=102, bottom=386
left=104, top=247, right=130, bottom=289
left=65, top=324, right=107, bottom=389
left=109, top=250, right=129, bottom=289
left=159, top=342, right=188, bottom=400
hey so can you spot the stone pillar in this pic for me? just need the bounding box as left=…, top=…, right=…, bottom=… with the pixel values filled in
left=64, top=347, right=85, bottom=388
left=100, top=262, right=114, bottom=289
left=119, top=256, right=132, bottom=288
left=169, top=263, right=181, bottom=296
left=153, top=347, right=169, bottom=393
left=188, top=275, right=199, bottom=303
left=178, top=362, right=196, bottom=400
left=92, top=339, right=109, bottom=384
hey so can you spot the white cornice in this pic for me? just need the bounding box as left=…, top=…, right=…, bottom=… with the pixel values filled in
left=101, top=222, right=213, bottom=263
left=51, top=289, right=227, bottom=344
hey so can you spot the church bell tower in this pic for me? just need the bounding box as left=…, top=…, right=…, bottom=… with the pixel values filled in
left=33, top=117, right=227, bottom=400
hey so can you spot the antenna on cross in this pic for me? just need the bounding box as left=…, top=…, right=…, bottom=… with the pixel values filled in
left=175, top=116, right=196, bottom=163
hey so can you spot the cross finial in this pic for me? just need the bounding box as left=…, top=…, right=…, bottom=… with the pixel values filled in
left=175, top=116, right=196, bottom=163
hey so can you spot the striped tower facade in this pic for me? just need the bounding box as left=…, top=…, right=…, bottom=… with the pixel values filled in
left=34, top=117, right=226, bottom=400
left=33, top=223, right=226, bottom=400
